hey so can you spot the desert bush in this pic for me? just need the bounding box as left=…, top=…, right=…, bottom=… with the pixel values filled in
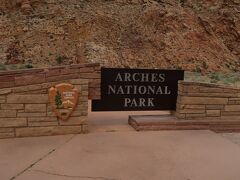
left=56, top=55, right=66, bottom=64
left=0, top=63, right=6, bottom=71
left=25, top=63, right=33, bottom=68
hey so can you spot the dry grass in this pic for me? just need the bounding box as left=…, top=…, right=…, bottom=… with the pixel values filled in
left=185, top=71, right=240, bottom=88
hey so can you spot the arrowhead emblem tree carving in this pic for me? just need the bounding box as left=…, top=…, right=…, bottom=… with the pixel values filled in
left=49, top=83, right=79, bottom=121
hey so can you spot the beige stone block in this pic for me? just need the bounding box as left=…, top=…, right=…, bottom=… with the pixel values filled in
left=228, top=101, right=236, bottom=105
left=78, top=101, right=88, bottom=107
left=79, top=73, right=100, bottom=79
left=28, top=121, right=58, bottom=127
left=60, top=68, right=79, bottom=75
left=79, top=67, right=95, bottom=73
left=229, top=98, right=240, bottom=101
left=183, top=105, right=205, bottom=109
left=73, top=85, right=82, bottom=92
left=185, top=93, right=237, bottom=98
left=71, top=107, right=88, bottom=116
left=184, top=86, right=200, bottom=93
left=199, top=87, right=223, bottom=93
left=180, top=97, right=228, bottom=105
left=0, top=132, right=15, bottom=139
left=179, top=109, right=205, bottom=114
left=206, top=110, right=220, bottom=117
left=178, top=86, right=184, bottom=93
left=0, top=96, right=5, bottom=100
left=220, top=116, right=240, bottom=120
left=176, top=113, right=186, bottom=119
left=0, top=118, right=27, bottom=127
left=81, top=85, right=88, bottom=91
left=47, top=111, right=56, bottom=117
left=0, top=110, right=17, bottom=117
left=17, top=112, right=46, bottom=117
left=69, top=79, right=88, bottom=85
left=13, top=84, right=42, bottom=93
left=0, top=89, right=11, bottom=95
left=0, top=98, right=6, bottom=103
left=75, top=105, right=88, bottom=111
left=41, top=82, right=55, bottom=89
left=186, top=113, right=206, bottom=118
left=46, top=74, right=79, bottom=82
left=81, top=91, right=88, bottom=96
left=206, top=105, right=224, bottom=110
left=78, top=95, right=88, bottom=102
left=81, top=112, right=88, bottom=116
left=28, top=117, right=57, bottom=122
left=0, top=128, right=14, bottom=133
left=25, top=104, right=46, bottom=112
left=59, top=116, right=87, bottom=126
left=15, top=73, right=46, bottom=86
left=223, top=88, right=239, bottom=93
left=82, top=125, right=88, bottom=133
left=225, top=105, right=240, bottom=112
left=1, top=104, right=24, bottom=110
left=16, top=126, right=83, bottom=137
left=26, top=89, right=47, bottom=94
left=221, top=111, right=240, bottom=116
left=7, top=95, right=48, bottom=103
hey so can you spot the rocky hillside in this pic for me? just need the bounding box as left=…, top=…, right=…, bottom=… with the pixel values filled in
left=0, top=0, right=239, bottom=72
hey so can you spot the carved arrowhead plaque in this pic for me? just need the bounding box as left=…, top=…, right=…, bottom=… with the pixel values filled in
left=49, top=83, right=79, bottom=121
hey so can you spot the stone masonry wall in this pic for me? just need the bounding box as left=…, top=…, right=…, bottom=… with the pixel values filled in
left=0, top=78, right=89, bottom=139
left=177, top=81, right=240, bottom=120
left=0, top=63, right=101, bottom=99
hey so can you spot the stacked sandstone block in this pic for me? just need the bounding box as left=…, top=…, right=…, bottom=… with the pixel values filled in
left=129, top=81, right=240, bottom=133
left=0, top=79, right=89, bottom=139
left=177, top=81, right=240, bottom=120
left=0, top=63, right=101, bottom=99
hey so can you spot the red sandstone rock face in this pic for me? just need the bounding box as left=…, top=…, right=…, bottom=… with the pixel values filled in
left=0, top=0, right=239, bottom=72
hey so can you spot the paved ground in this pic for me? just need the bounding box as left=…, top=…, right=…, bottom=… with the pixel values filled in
left=1, top=109, right=240, bottom=180
left=1, top=131, right=240, bottom=180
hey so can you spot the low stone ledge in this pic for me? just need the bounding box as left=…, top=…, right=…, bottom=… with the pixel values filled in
left=129, top=115, right=240, bottom=133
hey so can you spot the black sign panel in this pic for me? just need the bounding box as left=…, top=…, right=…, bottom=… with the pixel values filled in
left=92, top=68, right=184, bottom=111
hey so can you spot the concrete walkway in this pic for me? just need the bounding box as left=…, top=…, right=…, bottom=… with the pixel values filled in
left=1, top=130, right=240, bottom=180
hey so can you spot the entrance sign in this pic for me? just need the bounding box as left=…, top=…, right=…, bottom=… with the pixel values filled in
left=49, top=83, right=79, bottom=120
left=92, top=68, right=184, bottom=111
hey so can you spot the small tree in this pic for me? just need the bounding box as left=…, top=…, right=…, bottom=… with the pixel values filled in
left=55, top=91, right=62, bottom=108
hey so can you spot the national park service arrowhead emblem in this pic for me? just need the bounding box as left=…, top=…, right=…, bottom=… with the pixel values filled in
left=49, top=83, right=79, bottom=121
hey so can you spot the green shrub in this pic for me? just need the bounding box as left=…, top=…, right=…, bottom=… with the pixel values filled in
left=56, top=55, right=66, bottom=64
left=9, top=64, right=18, bottom=70
left=179, top=0, right=186, bottom=6
left=0, top=63, right=6, bottom=71
left=174, top=65, right=182, bottom=70
left=25, top=63, right=33, bottom=69
left=195, top=66, right=201, bottom=73
left=202, top=62, right=208, bottom=69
